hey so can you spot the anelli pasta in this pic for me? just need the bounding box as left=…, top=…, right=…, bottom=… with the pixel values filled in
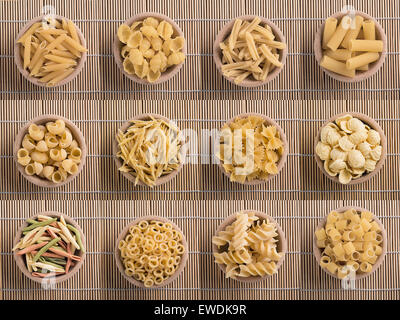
left=17, top=16, right=87, bottom=86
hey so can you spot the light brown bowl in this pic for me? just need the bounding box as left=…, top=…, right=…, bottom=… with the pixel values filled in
left=13, top=211, right=86, bottom=284
left=314, top=112, right=387, bottom=185
left=114, top=215, right=188, bottom=288
left=213, top=15, right=287, bottom=87
left=13, top=114, right=87, bottom=188
left=212, top=210, right=287, bottom=282
left=113, top=12, right=186, bottom=85
left=313, top=206, right=387, bottom=280
left=314, top=11, right=387, bottom=83
left=217, top=113, right=288, bottom=185
left=14, top=15, right=87, bottom=87
left=113, top=113, right=186, bottom=187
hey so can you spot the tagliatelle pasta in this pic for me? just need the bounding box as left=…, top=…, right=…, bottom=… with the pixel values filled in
left=116, top=116, right=184, bottom=187
left=315, top=114, right=382, bottom=184
left=16, top=119, right=82, bottom=184
left=315, top=208, right=384, bottom=279
left=219, top=17, right=286, bottom=84
left=17, top=16, right=87, bottom=86
left=217, top=115, right=285, bottom=183
left=117, top=17, right=186, bottom=83
left=118, top=219, right=185, bottom=287
left=213, top=211, right=284, bottom=279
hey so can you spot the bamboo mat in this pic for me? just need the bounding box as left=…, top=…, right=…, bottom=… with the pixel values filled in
left=0, top=0, right=399, bottom=100
left=0, top=200, right=399, bottom=300
left=0, top=100, right=399, bottom=201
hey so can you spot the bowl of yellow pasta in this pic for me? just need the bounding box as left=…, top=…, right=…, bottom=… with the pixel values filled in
left=14, top=15, right=88, bottom=87
left=213, top=15, right=287, bottom=87
left=113, top=12, right=187, bottom=85
left=313, top=206, right=387, bottom=280
left=13, top=211, right=86, bottom=284
left=113, top=113, right=186, bottom=187
left=212, top=210, right=287, bottom=282
left=13, top=114, right=87, bottom=188
left=114, top=215, right=188, bottom=288
left=314, top=112, right=387, bottom=185
left=314, top=11, right=387, bottom=82
left=216, top=113, right=288, bottom=185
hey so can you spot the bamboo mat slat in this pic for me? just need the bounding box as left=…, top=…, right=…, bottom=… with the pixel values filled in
left=0, top=100, right=400, bottom=201
left=0, top=0, right=400, bottom=100
left=0, top=200, right=399, bottom=300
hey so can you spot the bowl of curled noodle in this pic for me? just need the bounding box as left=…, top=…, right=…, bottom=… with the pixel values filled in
left=212, top=210, right=287, bottom=282
left=114, top=215, right=189, bottom=288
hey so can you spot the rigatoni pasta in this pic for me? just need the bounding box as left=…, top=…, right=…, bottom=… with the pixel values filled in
left=17, top=16, right=87, bottom=86
left=117, top=17, right=186, bottom=83
left=319, top=14, right=383, bottom=78
left=219, top=17, right=286, bottom=84
left=315, top=208, right=384, bottom=279
left=118, top=219, right=186, bottom=287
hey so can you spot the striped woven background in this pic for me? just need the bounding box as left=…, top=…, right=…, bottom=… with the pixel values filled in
left=0, top=0, right=399, bottom=100
left=1, top=200, right=399, bottom=300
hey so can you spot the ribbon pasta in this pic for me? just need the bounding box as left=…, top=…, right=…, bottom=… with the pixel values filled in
left=213, top=211, right=284, bottom=279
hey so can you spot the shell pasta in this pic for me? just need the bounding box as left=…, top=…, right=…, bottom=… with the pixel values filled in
left=315, top=208, right=384, bottom=279
left=118, top=219, right=186, bottom=287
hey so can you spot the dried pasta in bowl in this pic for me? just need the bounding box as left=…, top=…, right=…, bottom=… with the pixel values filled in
left=115, top=15, right=186, bottom=83
left=212, top=211, right=286, bottom=281
left=314, top=207, right=387, bottom=280
left=15, top=15, right=87, bottom=87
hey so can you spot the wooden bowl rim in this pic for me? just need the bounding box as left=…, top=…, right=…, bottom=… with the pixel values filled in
left=313, top=10, right=387, bottom=83
left=13, top=114, right=87, bottom=188
left=314, top=111, right=387, bottom=185
left=114, top=215, right=189, bottom=288
left=13, top=211, right=86, bottom=284
left=112, top=12, right=187, bottom=85
left=212, top=209, right=287, bottom=283
left=113, top=113, right=186, bottom=187
left=14, top=15, right=87, bottom=87
left=312, top=206, right=387, bottom=280
left=213, top=15, right=288, bottom=87
left=217, top=112, right=289, bottom=185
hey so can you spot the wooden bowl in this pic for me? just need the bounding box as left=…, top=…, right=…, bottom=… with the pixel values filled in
left=13, top=114, right=87, bottom=188
left=14, top=15, right=87, bottom=87
left=217, top=113, right=288, bottom=185
left=13, top=211, right=86, bottom=284
left=314, top=112, right=387, bottom=185
left=212, top=210, right=287, bottom=282
left=114, top=215, right=189, bottom=288
left=213, top=15, right=287, bottom=87
left=113, top=113, right=186, bottom=187
left=113, top=12, right=186, bottom=85
left=313, top=206, right=387, bottom=280
left=314, top=11, right=387, bottom=83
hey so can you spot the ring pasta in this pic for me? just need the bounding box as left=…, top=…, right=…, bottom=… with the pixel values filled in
left=315, top=208, right=384, bottom=279
left=16, top=119, right=82, bottom=184
left=117, top=17, right=186, bottom=83
left=118, top=219, right=185, bottom=287
left=213, top=211, right=284, bottom=279
left=219, top=17, right=286, bottom=84
left=319, top=15, right=383, bottom=78
left=17, top=16, right=87, bottom=86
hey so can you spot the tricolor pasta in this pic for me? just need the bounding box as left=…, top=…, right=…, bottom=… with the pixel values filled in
left=16, top=119, right=83, bottom=184
left=219, top=17, right=286, bottom=84
left=319, top=14, right=383, bottom=78
left=118, top=219, right=186, bottom=287
left=17, top=16, right=87, bottom=86
left=217, top=115, right=285, bottom=183
left=213, top=211, right=284, bottom=279
left=315, top=208, right=384, bottom=279
left=117, top=17, right=186, bottom=83
left=315, top=114, right=383, bottom=184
